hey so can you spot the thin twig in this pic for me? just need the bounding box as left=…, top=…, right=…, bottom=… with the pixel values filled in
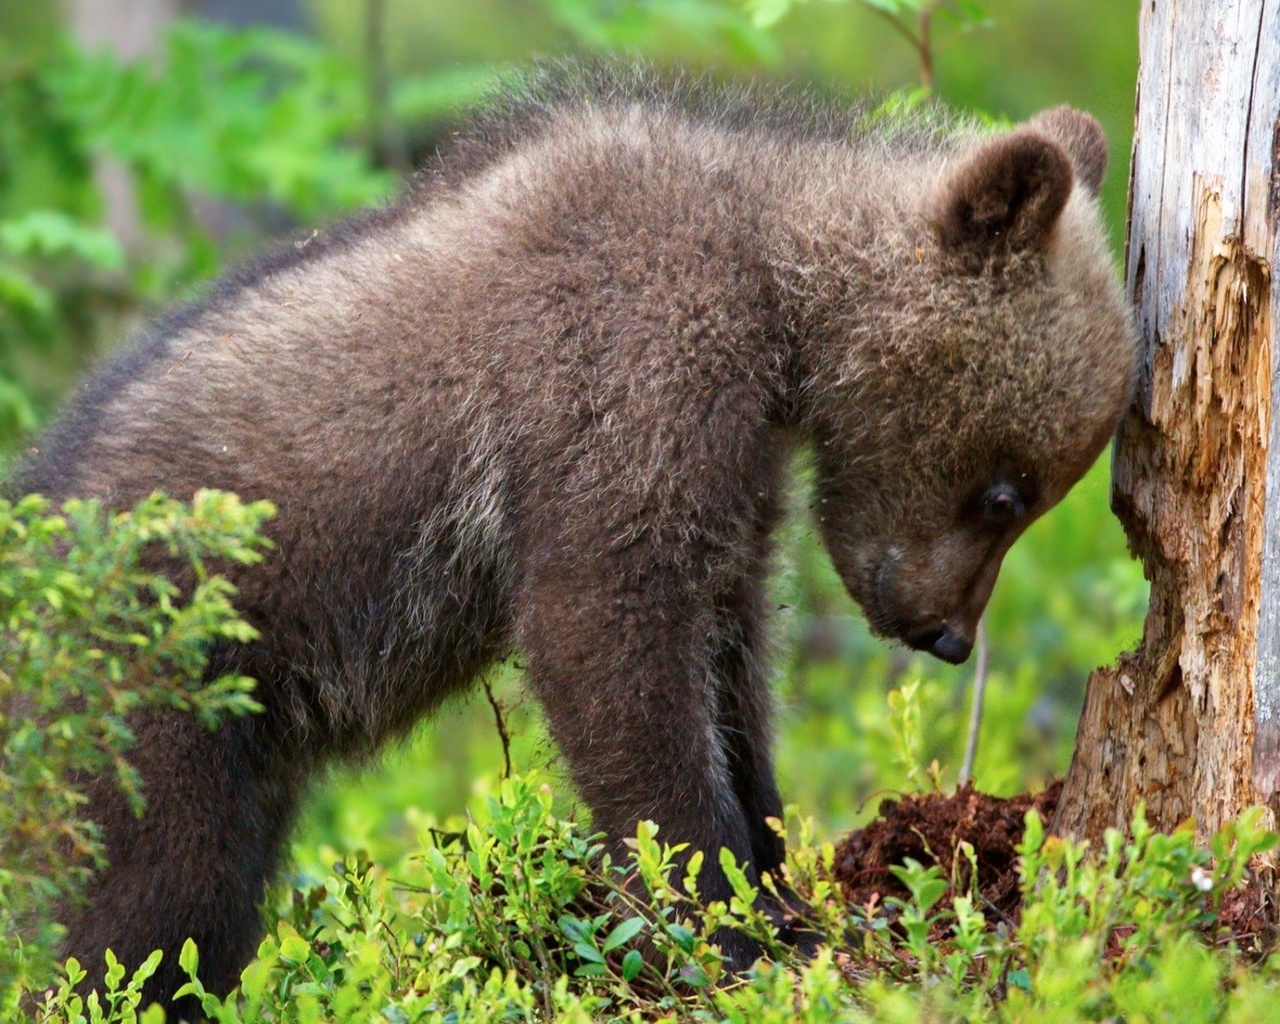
left=916, top=0, right=945, bottom=93
left=501, top=846, right=558, bottom=1015
left=866, top=0, right=946, bottom=93
left=866, top=4, right=923, bottom=55
left=958, top=615, right=989, bottom=786
left=482, top=677, right=513, bottom=779
left=979, top=890, right=1016, bottom=929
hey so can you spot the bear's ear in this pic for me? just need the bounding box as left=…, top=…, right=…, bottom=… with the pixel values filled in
left=933, top=130, right=1073, bottom=257
left=1027, top=106, right=1107, bottom=196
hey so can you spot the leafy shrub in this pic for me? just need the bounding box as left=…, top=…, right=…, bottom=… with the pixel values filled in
left=23, top=766, right=1280, bottom=1024
left=0, top=490, right=272, bottom=1008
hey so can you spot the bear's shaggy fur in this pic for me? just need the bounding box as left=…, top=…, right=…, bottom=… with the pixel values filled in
left=11, top=66, right=1136, bottom=1013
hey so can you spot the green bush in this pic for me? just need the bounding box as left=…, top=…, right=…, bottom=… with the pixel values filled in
left=0, top=490, right=272, bottom=1008
left=25, top=770, right=1280, bottom=1023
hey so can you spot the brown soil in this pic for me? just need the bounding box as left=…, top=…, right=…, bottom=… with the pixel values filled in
left=832, top=781, right=1062, bottom=920
left=830, top=781, right=1275, bottom=957
left=1215, top=877, right=1277, bottom=959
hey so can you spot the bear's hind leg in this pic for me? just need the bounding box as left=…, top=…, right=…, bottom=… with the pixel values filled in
left=62, top=709, right=299, bottom=1019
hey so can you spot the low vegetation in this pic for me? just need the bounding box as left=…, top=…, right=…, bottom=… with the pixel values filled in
left=0, top=492, right=272, bottom=1003
left=22, top=769, right=1280, bottom=1023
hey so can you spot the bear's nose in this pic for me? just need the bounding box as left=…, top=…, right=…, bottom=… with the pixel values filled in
left=909, top=625, right=973, bottom=664
left=930, top=627, right=973, bottom=664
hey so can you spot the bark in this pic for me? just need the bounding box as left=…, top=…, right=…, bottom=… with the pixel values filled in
left=1055, top=0, right=1280, bottom=843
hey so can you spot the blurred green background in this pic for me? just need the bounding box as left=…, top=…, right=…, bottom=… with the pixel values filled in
left=0, top=0, right=1145, bottom=872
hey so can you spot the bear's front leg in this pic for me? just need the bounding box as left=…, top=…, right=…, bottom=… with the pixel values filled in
left=711, top=573, right=785, bottom=881
left=517, top=543, right=767, bottom=972
left=712, top=574, right=822, bottom=956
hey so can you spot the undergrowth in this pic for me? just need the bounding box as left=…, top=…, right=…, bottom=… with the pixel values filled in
left=25, top=773, right=1280, bottom=1024
left=0, top=491, right=272, bottom=1001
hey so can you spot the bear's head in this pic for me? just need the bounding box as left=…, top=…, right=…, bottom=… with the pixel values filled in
left=793, top=107, right=1136, bottom=663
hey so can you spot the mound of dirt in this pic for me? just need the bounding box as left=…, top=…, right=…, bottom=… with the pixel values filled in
left=830, top=782, right=1278, bottom=961
left=833, top=781, right=1062, bottom=919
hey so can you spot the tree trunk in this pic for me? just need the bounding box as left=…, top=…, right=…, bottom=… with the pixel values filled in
left=1055, top=0, right=1280, bottom=843
left=67, top=0, right=178, bottom=254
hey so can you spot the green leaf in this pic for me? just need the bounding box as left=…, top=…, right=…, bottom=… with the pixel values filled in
left=743, top=0, right=796, bottom=29
left=391, top=66, right=499, bottom=124
left=621, top=948, right=644, bottom=982
left=948, top=0, right=992, bottom=27
left=860, top=0, right=917, bottom=13
left=0, top=264, right=53, bottom=316
left=1021, top=809, right=1046, bottom=857
left=178, top=938, right=198, bottom=976
left=449, top=955, right=482, bottom=978
left=679, top=963, right=711, bottom=988
left=133, top=949, right=163, bottom=984
left=0, top=210, right=124, bottom=270
left=666, top=924, right=696, bottom=954
left=601, top=916, right=645, bottom=954
left=719, top=847, right=758, bottom=903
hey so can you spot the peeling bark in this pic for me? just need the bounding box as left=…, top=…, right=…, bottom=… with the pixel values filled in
left=1055, top=0, right=1279, bottom=843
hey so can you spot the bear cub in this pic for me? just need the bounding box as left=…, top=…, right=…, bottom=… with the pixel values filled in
left=11, top=69, right=1136, bottom=1014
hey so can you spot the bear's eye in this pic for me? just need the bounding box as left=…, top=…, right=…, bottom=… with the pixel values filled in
left=981, top=484, right=1027, bottom=525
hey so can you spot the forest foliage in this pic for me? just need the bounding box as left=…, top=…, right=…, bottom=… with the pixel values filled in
left=0, top=491, right=272, bottom=1000
left=4, top=1, right=1274, bottom=1021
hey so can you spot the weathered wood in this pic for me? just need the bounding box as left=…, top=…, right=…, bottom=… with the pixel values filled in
left=1056, top=0, right=1279, bottom=842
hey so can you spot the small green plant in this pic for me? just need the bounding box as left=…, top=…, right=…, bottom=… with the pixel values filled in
left=27, top=769, right=1280, bottom=1024
left=0, top=489, right=272, bottom=1007
left=883, top=679, right=944, bottom=792
left=742, top=0, right=990, bottom=92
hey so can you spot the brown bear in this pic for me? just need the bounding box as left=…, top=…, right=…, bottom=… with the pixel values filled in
left=10, top=67, right=1136, bottom=1015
